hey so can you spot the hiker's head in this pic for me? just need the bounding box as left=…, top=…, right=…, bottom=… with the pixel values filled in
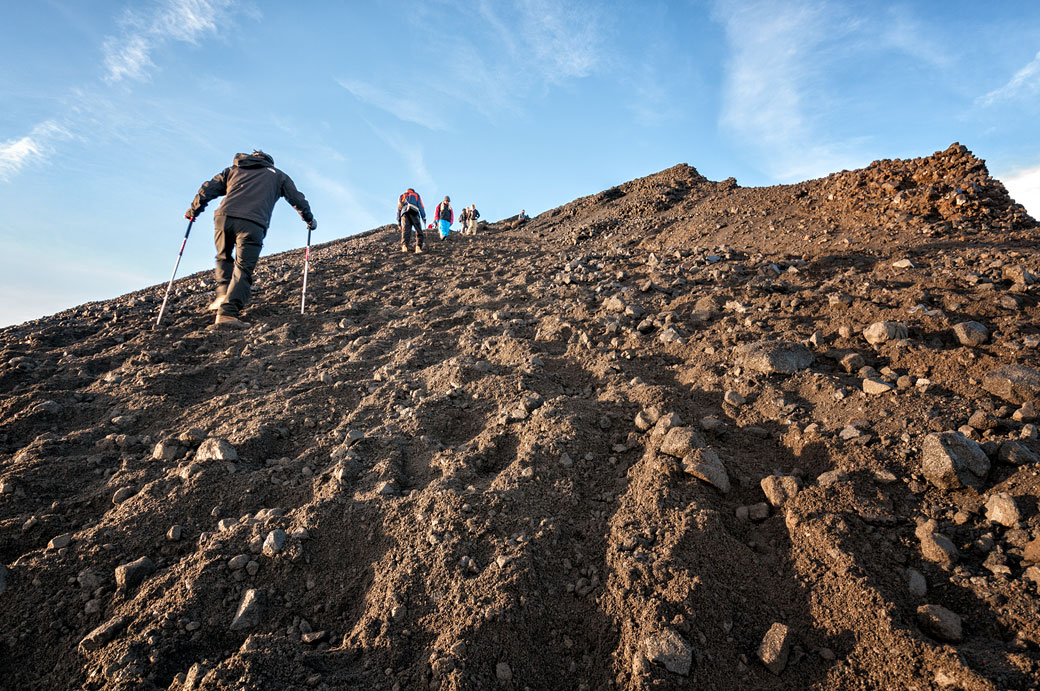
left=444, top=196, right=450, bottom=203
left=252, top=150, right=273, bottom=165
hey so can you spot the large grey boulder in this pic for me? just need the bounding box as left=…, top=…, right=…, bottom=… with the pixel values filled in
left=735, top=341, right=813, bottom=374
left=921, top=432, right=989, bottom=490
left=982, top=365, right=1040, bottom=404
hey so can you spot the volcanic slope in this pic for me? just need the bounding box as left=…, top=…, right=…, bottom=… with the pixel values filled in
left=2, top=143, right=1040, bottom=690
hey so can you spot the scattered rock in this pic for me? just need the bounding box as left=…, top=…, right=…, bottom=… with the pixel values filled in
left=115, top=556, right=155, bottom=591
left=863, top=321, right=908, bottom=345
left=758, top=622, right=792, bottom=675
left=262, top=529, right=288, bottom=557
left=78, top=615, right=130, bottom=653
left=681, top=448, right=731, bottom=493
left=760, top=475, right=800, bottom=507
left=47, top=533, right=72, bottom=550
left=644, top=628, right=693, bottom=676
left=997, top=440, right=1039, bottom=465
left=495, top=662, right=513, bottom=681
left=863, top=378, right=895, bottom=395
left=195, top=438, right=239, bottom=462
left=660, top=426, right=705, bottom=458
left=723, top=390, right=745, bottom=406
left=985, top=492, right=1020, bottom=527
left=907, top=568, right=927, bottom=598
left=982, top=365, right=1040, bottom=404
left=915, top=520, right=959, bottom=568
left=921, top=432, right=990, bottom=489
left=734, top=341, right=813, bottom=374
left=230, top=588, right=262, bottom=630
left=916, top=604, right=962, bottom=643
left=953, top=321, right=989, bottom=346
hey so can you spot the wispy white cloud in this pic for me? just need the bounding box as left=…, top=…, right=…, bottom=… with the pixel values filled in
left=879, top=6, right=952, bottom=69
left=103, top=0, right=238, bottom=83
left=360, top=117, right=434, bottom=191
left=299, top=169, right=381, bottom=234
left=978, top=50, right=1040, bottom=107
left=0, top=121, right=73, bottom=181
left=1001, top=164, right=1040, bottom=217
left=336, top=78, right=448, bottom=131
left=713, top=0, right=887, bottom=181
left=514, top=0, right=602, bottom=82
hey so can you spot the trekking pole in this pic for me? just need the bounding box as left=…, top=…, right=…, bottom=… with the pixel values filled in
left=155, top=219, right=194, bottom=328
left=300, top=227, right=312, bottom=314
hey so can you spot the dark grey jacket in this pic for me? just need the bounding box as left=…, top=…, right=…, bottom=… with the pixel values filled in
left=189, top=152, right=313, bottom=229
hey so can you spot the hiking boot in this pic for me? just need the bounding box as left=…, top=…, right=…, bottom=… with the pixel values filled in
left=206, top=295, right=227, bottom=311
left=400, top=243, right=408, bottom=253
left=214, top=314, right=250, bottom=329
left=415, top=245, right=423, bottom=254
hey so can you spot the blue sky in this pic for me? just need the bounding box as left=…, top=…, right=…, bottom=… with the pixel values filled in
left=2, top=0, right=1040, bottom=327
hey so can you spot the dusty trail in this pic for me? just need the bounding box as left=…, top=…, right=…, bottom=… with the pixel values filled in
left=1, top=144, right=1040, bottom=689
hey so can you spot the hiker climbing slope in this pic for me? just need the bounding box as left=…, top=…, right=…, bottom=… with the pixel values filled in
left=435, top=196, right=453, bottom=240
left=186, top=150, right=316, bottom=329
left=397, top=188, right=427, bottom=254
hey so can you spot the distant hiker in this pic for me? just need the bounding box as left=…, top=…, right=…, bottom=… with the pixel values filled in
left=186, top=150, right=315, bottom=329
left=463, top=204, right=480, bottom=235
left=435, top=196, right=453, bottom=240
left=397, top=188, right=427, bottom=253
left=517, top=209, right=529, bottom=226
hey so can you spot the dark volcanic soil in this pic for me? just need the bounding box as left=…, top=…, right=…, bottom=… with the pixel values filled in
left=2, top=143, right=1040, bottom=690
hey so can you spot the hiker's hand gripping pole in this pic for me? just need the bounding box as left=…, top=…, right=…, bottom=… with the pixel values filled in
left=300, top=227, right=312, bottom=315
left=155, top=219, right=194, bottom=328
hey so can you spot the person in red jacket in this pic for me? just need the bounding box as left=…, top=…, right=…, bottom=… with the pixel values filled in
left=397, top=188, right=427, bottom=253
left=435, top=196, right=453, bottom=240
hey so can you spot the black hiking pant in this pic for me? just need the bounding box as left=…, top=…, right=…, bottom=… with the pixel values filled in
left=214, top=215, right=265, bottom=318
left=400, top=211, right=424, bottom=249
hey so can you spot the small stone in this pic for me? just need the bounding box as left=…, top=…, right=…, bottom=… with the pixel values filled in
left=48, top=533, right=73, bottom=550
left=760, top=475, right=800, bottom=506
left=863, top=321, right=908, bottom=345
left=985, top=492, right=1020, bottom=527
left=998, top=440, right=1039, bottom=465
left=112, top=487, right=136, bottom=504
left=982, top=365, right=1040, bottom=404
left=916, top=604, right=962, bottom=642
left=152, top=439, right=182, bottom=461
left=78, top=615, right=130, bottom=653
left=262, top=529, right=287, bottom=557
left=915, top=520, right=959, bottom=567
left=634, top=409, right=657, bottom=432
left=921, top=432, right=990, bottom=489
left=907, top=568, right=927, bottom=598
left=302, top=630, right=327, bottom=644
left=644, top=628, right=692, bottom=676
left=1013, top=401, right=1037, bottom=422
left=195, top=438, right=239, bottom=462
left=816, top=469, right=848, bottom=487
left=681, top=448, right=730, bottom=493
left=228, top=554, right=250, bottom=571
left=748, top=502, right=770, bottom=521
left=953, top=321, right=989, bottom=346
left=723, top=390, right=745, bottom=407
left=840, top=352, right=865, bottom=373
left=115, top=556, right=155, bottom=591
left=495, top=662, right=513, bottom=681
left=757, top=622, right=791, bottom=675
left=660, top=427, right=705, bottom=458
left=734, top=341, right=813, bottom=374
left=892, top=259, right=914, bottom=269
left=230, top=588, right=262, bottom=630
left=863, top=378, right=895, bottom=395
left=167, top=525, right=184, bottom=541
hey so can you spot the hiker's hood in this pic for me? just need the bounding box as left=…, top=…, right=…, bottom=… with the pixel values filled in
left=233, top=151, right=274, bottom=168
